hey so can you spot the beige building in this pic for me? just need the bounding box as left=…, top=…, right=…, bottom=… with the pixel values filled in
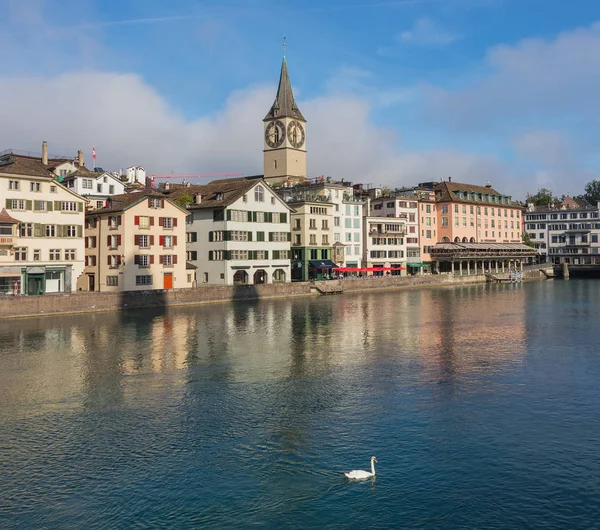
left=0, top=149, right=87, bottom=295
left=263, top=57, right=307, bottom=185
left=79, top=192, right=190, bottom=292
left=288, top=200, right=334, bottom=281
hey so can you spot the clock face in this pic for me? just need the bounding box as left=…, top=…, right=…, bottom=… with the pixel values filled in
left=265, top=120, right=286, bottom=148
left=287, top=120, right=305, bottom=149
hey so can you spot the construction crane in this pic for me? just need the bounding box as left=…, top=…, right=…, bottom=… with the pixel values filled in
left=147, top=173, right=244, bottom=189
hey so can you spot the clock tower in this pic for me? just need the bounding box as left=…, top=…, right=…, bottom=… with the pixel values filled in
left=263, top=56, right=306, bottom=185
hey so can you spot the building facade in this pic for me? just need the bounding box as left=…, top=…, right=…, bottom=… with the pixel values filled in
left=362, top=216, right=408, bottom=275
left=170, top=178, right=293, bottom=285
left=0, top=149, right=87, bottom=295
left=80, top=193, right=189, bottom=292
left=63, top=170, right=126, bottom=210
left=289, top=200, right=334, bottom=281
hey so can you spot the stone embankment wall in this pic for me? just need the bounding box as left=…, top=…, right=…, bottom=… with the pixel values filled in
left=0, top=272, right=545, bottom=319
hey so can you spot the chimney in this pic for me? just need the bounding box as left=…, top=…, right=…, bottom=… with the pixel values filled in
left=448, top=176, right=452, bottom=183
left=77, top=150, right=84, bottom=167
left=42, top=141, right=48, bottom=165
left=195, top=194, right=202, bottom=204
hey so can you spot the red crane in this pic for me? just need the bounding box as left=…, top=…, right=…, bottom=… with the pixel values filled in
left=147, top=173, right=244, bottom=189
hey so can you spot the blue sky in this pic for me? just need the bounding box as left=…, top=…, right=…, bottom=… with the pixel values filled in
left=2, top=0, right=600, bottom=198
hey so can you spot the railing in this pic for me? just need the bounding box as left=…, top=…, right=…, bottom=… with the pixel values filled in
left=368, top=230, right=406, bottom=236
left=0, top=237, right=14, bottom=245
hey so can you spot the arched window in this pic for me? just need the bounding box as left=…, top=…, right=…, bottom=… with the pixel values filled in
left=272, top=269, right=286, bottom=282
left=462, top=237, right=468, bottom=243
left=233, top=270, right=248, bottom=284
left=253, top=269, right=267, bottom=285
left=470, top=237, right=475, bottom=243
left=441, top=237, right=450, bottom=243
left=255, top=185, right=264, bottom=203
left=454, top=237, right=461, bottom=243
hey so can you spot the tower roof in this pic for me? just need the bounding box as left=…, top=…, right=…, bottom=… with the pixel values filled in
left=264, top=57, right=305, bottom=122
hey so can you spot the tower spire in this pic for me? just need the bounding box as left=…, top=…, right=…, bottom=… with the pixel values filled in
left=264, top=41, right=305, bottom=122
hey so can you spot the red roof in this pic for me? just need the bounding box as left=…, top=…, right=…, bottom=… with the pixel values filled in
left=0, top=208, right=21, bottom=224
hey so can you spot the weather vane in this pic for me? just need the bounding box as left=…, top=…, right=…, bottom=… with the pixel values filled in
left=283, top=35, right=286, bottom=58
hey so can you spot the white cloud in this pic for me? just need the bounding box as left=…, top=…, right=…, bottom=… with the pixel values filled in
left=399, top=17, right=461, bottom=47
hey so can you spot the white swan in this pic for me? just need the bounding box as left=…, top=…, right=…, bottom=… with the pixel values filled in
left=344, top=456, right=377, bottom=480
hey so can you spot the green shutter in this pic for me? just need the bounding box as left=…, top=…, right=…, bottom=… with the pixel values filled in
left=265, top=251, right=269, bottom=260
left=247, top=231, right=252, bottom=241
left=273, top=250, right=279, bottom=260
left=208, top=251, right=213, bottom=261
left=209, top=231, right=214, bottom=242
left=226, top=210, right=231, bottom=221
left=224, top=231, right=231, bottom=241
left=34, top=200, right=40, bottom=211
left=77, top=225, right=82, bottom=238
left=252, top=211, right=257, bottom=222
left=5, top=199, right=11, bottom=209
left=41, top=224, right=47, bottom=237
left=54, top=201, right=61, bottom=211
left=266, top=212, right=273, bottom=223
left=47, top=202, right=53, bottom=212
left=287, top=232, right=291, bottom=242
left=34, top=224, right=42, bottom=237
left=25, top=200, right=32, bottom=211
left=225, top=250, right=232, bottom=260
left=78, top=202, right=83, bottom=212
left=281, top=212, right=287, bottom=223
left=268, top=232, right=273, bottom=242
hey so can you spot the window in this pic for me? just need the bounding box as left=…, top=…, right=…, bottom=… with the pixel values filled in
left=163, top=255, right=173, bottom=266
left=255, top=185, right=264, bottom=202
left=344, top=218, right=352, bottom=229
left=107, top=276, right=119, bottom=286
left=163, top=217, right=173, bottom=229
left=30, top=182, right=40, bottom=192
left=334, top=233, right=340, bottom=242
left=110, top=235, right=119, bottom=248
left=8, top=180, right=19, bottom=190
left=96, top=201, right=104, bottom=209
left=355, top=206, right=360, bottom=216
left=109, top=216, right=120, bottom=229
left=109, top=185, right=114, bottom=194
left=354, top=246, right=360, bottom=255
left=294, top=219, right=301, bottom=230
left=138, top=255, right=150, bottom=267
left=353, top=218, right=360, bottom=229
left=138, top=235, right=150, bottom=248
left=441, top=217, right=448, bottom=227
left=46, top=225, right=56, bottom=237
left=310, top=249, right=318, bottom=260
left=354, top=232, right=360, bottom=242
left=19, top=223, right=33, bottom=237
left=14, top=247, right=27, bottom=261
left=65, top=249, right=76, bottom=260
left=50, top=185, right=57, bottom=193
left=310, top=234, right=317, bottom=245
left=150, top=198, right=162, bottom=209
left=346, top=232, right=352, bottom=242
left=163, top=235, right=173, bottom=248
left=61, top=202, right=78, bottom=212
left=345, top=246, right=352, bottom=256
left=186, top=232, right=197, bottom=243
left=242, top=194, right=247, bottom=203
left=11, top=200, right=25, bottom=210
left=66, top=225, right=77, bottom=237
left=139, top=216, right=150, bottom=229
left=271, top=196, right=275, bottom=205
left=309, top=219, right=317, bottom=229
left=322, top=219, right=328, bottom=230
left=49, top=249, right=61, bottom=261
left=82, top=179, right=92, bottom=189
left=294, top=234, right=301, bottom=245
left=334, top=217, right=340, bottom=227
left=187, top=251, right=198, bottom=260
left=136, top=275, right=152, bottom=286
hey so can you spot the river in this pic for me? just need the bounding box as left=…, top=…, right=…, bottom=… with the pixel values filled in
left=1, top=281, right=600, bottom=529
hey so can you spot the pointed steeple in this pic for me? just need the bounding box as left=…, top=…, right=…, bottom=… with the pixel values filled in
left=264, top=57, right=305, bottom=122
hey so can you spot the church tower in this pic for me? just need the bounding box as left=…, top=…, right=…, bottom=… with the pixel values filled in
left=263, top=56, right=306, bottom=185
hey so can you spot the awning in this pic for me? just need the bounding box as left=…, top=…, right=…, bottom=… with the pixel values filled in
left=334, top=266, right=406, bottom=272
left=309, top=260, right=337, bottom=270
left=407, top=262, right=429, bottom=268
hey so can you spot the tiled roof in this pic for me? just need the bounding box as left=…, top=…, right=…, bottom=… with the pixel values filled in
left=433, top=181, right=519, bottom=207
left=166, top=177, right=263, bottom=210
left=0, top=153, right=55, bottom=177
left=86, top=192, right=171, bottom=215
left=264, top=57, right=305, bottom=122
left=0, top=208, right=21, bottom=224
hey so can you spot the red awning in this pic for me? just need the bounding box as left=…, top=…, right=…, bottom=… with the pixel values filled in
left=333, top=266, right=405, bottom=272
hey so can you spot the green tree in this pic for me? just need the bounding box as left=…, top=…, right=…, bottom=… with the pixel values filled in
left=582, top=180, right=600, bottom=205
left=175, top=193, right=193, bottom=208
left=528, top=188, right=557, bottom=206
left=522, top=231, right=535, bottom=248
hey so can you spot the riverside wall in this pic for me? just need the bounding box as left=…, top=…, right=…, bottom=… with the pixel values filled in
left=0, top=271, right=548, bottom=319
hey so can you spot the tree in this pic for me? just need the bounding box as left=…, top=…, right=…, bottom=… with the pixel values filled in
left=527, top=188, right=557, bottom=206
left=522, top=232, right=535, bottom=248
left=175, top=193, right=193, bottom=208
left=582, top=180, right=600, bottom=205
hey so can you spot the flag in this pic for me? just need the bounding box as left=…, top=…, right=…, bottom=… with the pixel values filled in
left=92, top=147, right=96, bottom=159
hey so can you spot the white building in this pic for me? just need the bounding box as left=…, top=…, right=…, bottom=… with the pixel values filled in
left=0, top=149, right=87, bottom=295
left=363, top=216, right=408, bottom=275
left=126, top=166, right=146, bottom=186
left=63, top=169, right=126, bottom=210
left=169, top=177, right=293, bottom=285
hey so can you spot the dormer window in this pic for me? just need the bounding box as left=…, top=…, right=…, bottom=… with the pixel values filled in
left=215, top=192, right=224, bottom=201
left=255, top=185, right=264, bottom=203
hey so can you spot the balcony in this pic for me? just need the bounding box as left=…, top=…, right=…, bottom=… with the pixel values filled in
left=0, top=236, right=14, bottom=246
left=369, top=229, right=406, bottom=236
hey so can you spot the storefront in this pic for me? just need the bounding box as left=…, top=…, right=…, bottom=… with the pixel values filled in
left=308, top=260, right=337, bottom=280
left=0, top=268, right=21, bottom=296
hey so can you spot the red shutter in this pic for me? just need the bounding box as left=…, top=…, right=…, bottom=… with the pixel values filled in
left=173, top=255, right=178, bottom=265
left=134, top=216, right=140, bottom=226
left=117, top=255, right=122, bottom=265
left=150, top=217, right=154, bottom=226
left=85, top=238, right=89, bottom=249
left=150, top=235, right=154, bottom=246
left=134, top=255, right=140, bottom=265
left=173, top=235, right=177, bottom=246
left=161, top=199, right=165, bottom=208
left=134, top=235, right=140, bottom=245
left=85, top=256, right=88, bottom=266
left=117, top=215, right=122, bottom=226
left=173, top=218, right=178, bottom=227
left=159, top=217, right=164, bottom=228
left=159, top=255, right=164, bottom=265
left=159, top=235, right=164, bottom=246
left=107, top=235, right=111, bottom=246
left=107, top=256, right=111, bottom=265
left=148, top=198, right=152, bottom=207
left=118, top=235, right=122, bottom=246
left=150, top=255, right=154, bottom=265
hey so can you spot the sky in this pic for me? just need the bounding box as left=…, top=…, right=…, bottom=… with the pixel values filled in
left=2, top=0, right=600, bottom=199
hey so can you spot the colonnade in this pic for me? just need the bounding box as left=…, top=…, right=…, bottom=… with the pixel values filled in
left=447, top=258, right=524, bottom=275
